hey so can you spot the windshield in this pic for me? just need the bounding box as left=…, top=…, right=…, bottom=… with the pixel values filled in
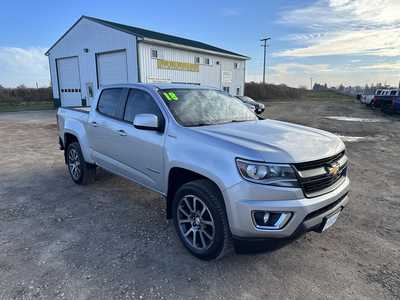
left=159, top=89, right=257, bottom=127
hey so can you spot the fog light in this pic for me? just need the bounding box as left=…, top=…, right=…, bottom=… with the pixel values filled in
left=253, top=211, right=292, bottom=229
left=263, top=212, right=270, bottom=224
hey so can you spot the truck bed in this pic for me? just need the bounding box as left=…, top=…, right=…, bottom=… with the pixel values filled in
left=57, top=107, right=91, bottom=138
left=63, top=106, right=91, bottom=114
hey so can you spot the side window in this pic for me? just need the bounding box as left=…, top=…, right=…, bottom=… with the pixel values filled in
left=97, top=88, right=124, bottom=119
left=124, top=89, right=164, bottom=124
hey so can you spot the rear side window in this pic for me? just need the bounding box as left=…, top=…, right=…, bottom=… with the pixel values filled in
left=124, top=89, right=164, bottom=123
left=97, top=88, right=124, bottom=119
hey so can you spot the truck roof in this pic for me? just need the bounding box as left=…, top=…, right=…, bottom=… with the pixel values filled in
left=99, top=83, right=220, bottom=92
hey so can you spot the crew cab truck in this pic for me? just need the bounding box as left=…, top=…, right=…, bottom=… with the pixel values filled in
left=380, top=89, right=399, bottom=113
left=57, top=83, right=350, bottom=260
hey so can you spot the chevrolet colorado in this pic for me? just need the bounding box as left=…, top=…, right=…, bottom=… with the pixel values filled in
left=57, top=83, right=350, bottom=260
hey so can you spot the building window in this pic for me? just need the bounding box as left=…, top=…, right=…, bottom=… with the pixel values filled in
left=215, top=61, right=220, bottom=65
left=234, top=62, right=239, bottom=69
left=204, top=57, right=211, bottom=65
left=194, top=56, right=200, bottom=64
left=151, top=49, right=158, bottom=59
left=236, top=87, right=240, bottom=95
left=223, top=86, right=230, bottom=93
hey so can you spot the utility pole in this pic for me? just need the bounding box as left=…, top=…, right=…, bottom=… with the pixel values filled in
left=260, top=37, right=271, bottom=85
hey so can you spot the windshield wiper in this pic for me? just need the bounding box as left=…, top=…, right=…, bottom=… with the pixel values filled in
left=216, top=119, right=249, bottom=125
left=188, top=119, right=251, bottom=127
left=187, top=123, right=213, bottom=127
left=230, top=119, right=248, bottom=123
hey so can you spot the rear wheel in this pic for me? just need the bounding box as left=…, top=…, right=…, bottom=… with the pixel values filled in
left=66, top=142, right=96, bottom=185
left=172, top=179, right=232, bottom=260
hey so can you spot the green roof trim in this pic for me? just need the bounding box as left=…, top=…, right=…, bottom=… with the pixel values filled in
left=46, top=16, right=249, bottom=59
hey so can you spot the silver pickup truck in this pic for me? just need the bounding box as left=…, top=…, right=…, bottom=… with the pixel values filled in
left=57, top=83, right=350, bottom=260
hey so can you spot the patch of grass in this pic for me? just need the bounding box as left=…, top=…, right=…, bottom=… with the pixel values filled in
left=245, top=82, right=354, bottom=102
left=0, top=101, right=55, bottom=112
left=305, top=90, right=354, bottom=101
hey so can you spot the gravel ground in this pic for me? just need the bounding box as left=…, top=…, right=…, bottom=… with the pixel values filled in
left=0, top=100, right=399, bottom=299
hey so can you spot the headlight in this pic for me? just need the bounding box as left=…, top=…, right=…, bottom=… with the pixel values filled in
left=236, top=159, right=299, bottom=187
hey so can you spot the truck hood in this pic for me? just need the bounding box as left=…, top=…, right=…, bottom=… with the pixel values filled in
left=192, top=119, right=344, bottom=163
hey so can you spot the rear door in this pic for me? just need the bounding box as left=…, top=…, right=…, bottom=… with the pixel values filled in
left=57, top=57, right=82, bottom=107
left=96, top=50, right=128, bottom=87
left=87, top=88, right=128, bottom=173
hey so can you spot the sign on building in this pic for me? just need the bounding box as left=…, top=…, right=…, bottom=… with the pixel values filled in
left=157, top=59, right=199, bottom=72
left=222, top=71, right=232, bottom=83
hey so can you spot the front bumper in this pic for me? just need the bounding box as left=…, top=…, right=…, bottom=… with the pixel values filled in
left=223, top=177, right=350, bottom=238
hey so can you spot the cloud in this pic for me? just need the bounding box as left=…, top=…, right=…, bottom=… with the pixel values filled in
left=281, top=0, right=400, bottom=27
left=0, top=47, right=49, bottom=88
left=276, top=28, right=400, bottom=57
left=276, top=0, right=400, bottom=57
left=360, top=62, right=400, bottom=70
left=221, top=9, right=240, bottom=17
left=247, top=63, right=331, bottom=86
left=246, top=61, right=400, bottom=88
left=271, top=62, right=332, bottom=74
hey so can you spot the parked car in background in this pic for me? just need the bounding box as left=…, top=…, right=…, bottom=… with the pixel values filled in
left=236, top=96, right=265, bottom=114
left=381, top=89, right=399, bottom=113
left=393, top=93, right=400, bottom=114
left=57, top=83, right=349, bottom=260
left=360, top=94, right=374, bottom=105
left=371, top=89, right=389, bottom=109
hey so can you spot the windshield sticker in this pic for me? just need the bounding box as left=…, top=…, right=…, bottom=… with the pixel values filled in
left=164, top=92, right=179, bottom=101
left=163, top=92, right=172, bottom=100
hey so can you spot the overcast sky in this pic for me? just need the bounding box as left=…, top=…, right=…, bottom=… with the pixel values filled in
left=0, top=0, right=399, bottom=88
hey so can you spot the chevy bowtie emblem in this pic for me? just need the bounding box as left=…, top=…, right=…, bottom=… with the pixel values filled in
left=326, top=162, right=340, bottom=176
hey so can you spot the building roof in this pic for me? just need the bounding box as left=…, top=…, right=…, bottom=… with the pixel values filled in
left=46, top=16, right=249, bottom=59
left=95, top=83, right=220, bottom=91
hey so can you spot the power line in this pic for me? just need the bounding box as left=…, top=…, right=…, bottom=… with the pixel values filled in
left=260, top=37, right=271, bottom=85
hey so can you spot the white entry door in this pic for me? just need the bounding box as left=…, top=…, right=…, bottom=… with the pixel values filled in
left=57, top=57, right=82, bottom=107
left=96, top=50, right=128, bottom=87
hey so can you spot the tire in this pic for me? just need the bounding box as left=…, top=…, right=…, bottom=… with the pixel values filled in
left=66, top=142, right=96, bottom=185
left=172, top=179, right=233, bottom=260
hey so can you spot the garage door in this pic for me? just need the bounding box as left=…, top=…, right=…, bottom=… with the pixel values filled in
left=57, top=57, right=82, bottom=107
left=96, top=50, right=128, bottom=87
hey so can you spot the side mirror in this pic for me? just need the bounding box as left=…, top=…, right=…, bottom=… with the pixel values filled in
left=133, top=114, right=161, bottom=131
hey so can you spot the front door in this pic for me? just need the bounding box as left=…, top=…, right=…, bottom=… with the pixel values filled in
left=113, top=88, right=165, bottom=192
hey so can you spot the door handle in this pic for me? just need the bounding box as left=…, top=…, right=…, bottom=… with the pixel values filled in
left=116, top=129, right=127, bottom=136
left=91, top=121, right=98, bottom=127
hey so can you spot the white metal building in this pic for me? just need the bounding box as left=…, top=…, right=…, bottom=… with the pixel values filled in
left=46, top=16, right=249, bottom=107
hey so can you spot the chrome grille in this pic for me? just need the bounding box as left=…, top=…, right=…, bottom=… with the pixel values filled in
left=294, top=151, right=347, bottom=198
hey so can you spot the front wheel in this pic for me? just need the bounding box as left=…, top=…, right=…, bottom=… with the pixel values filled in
left=66, top=142, right=96, bottom=185
left=172, top=179, right=233, bottom=260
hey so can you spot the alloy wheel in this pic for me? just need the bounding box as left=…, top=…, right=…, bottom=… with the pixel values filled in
left=68, top=148, right=81, bottom=180
left=177, top=195, right=215, bottom=251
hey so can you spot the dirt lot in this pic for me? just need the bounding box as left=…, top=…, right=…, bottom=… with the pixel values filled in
left=0, top=99, right=399, bottom=299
